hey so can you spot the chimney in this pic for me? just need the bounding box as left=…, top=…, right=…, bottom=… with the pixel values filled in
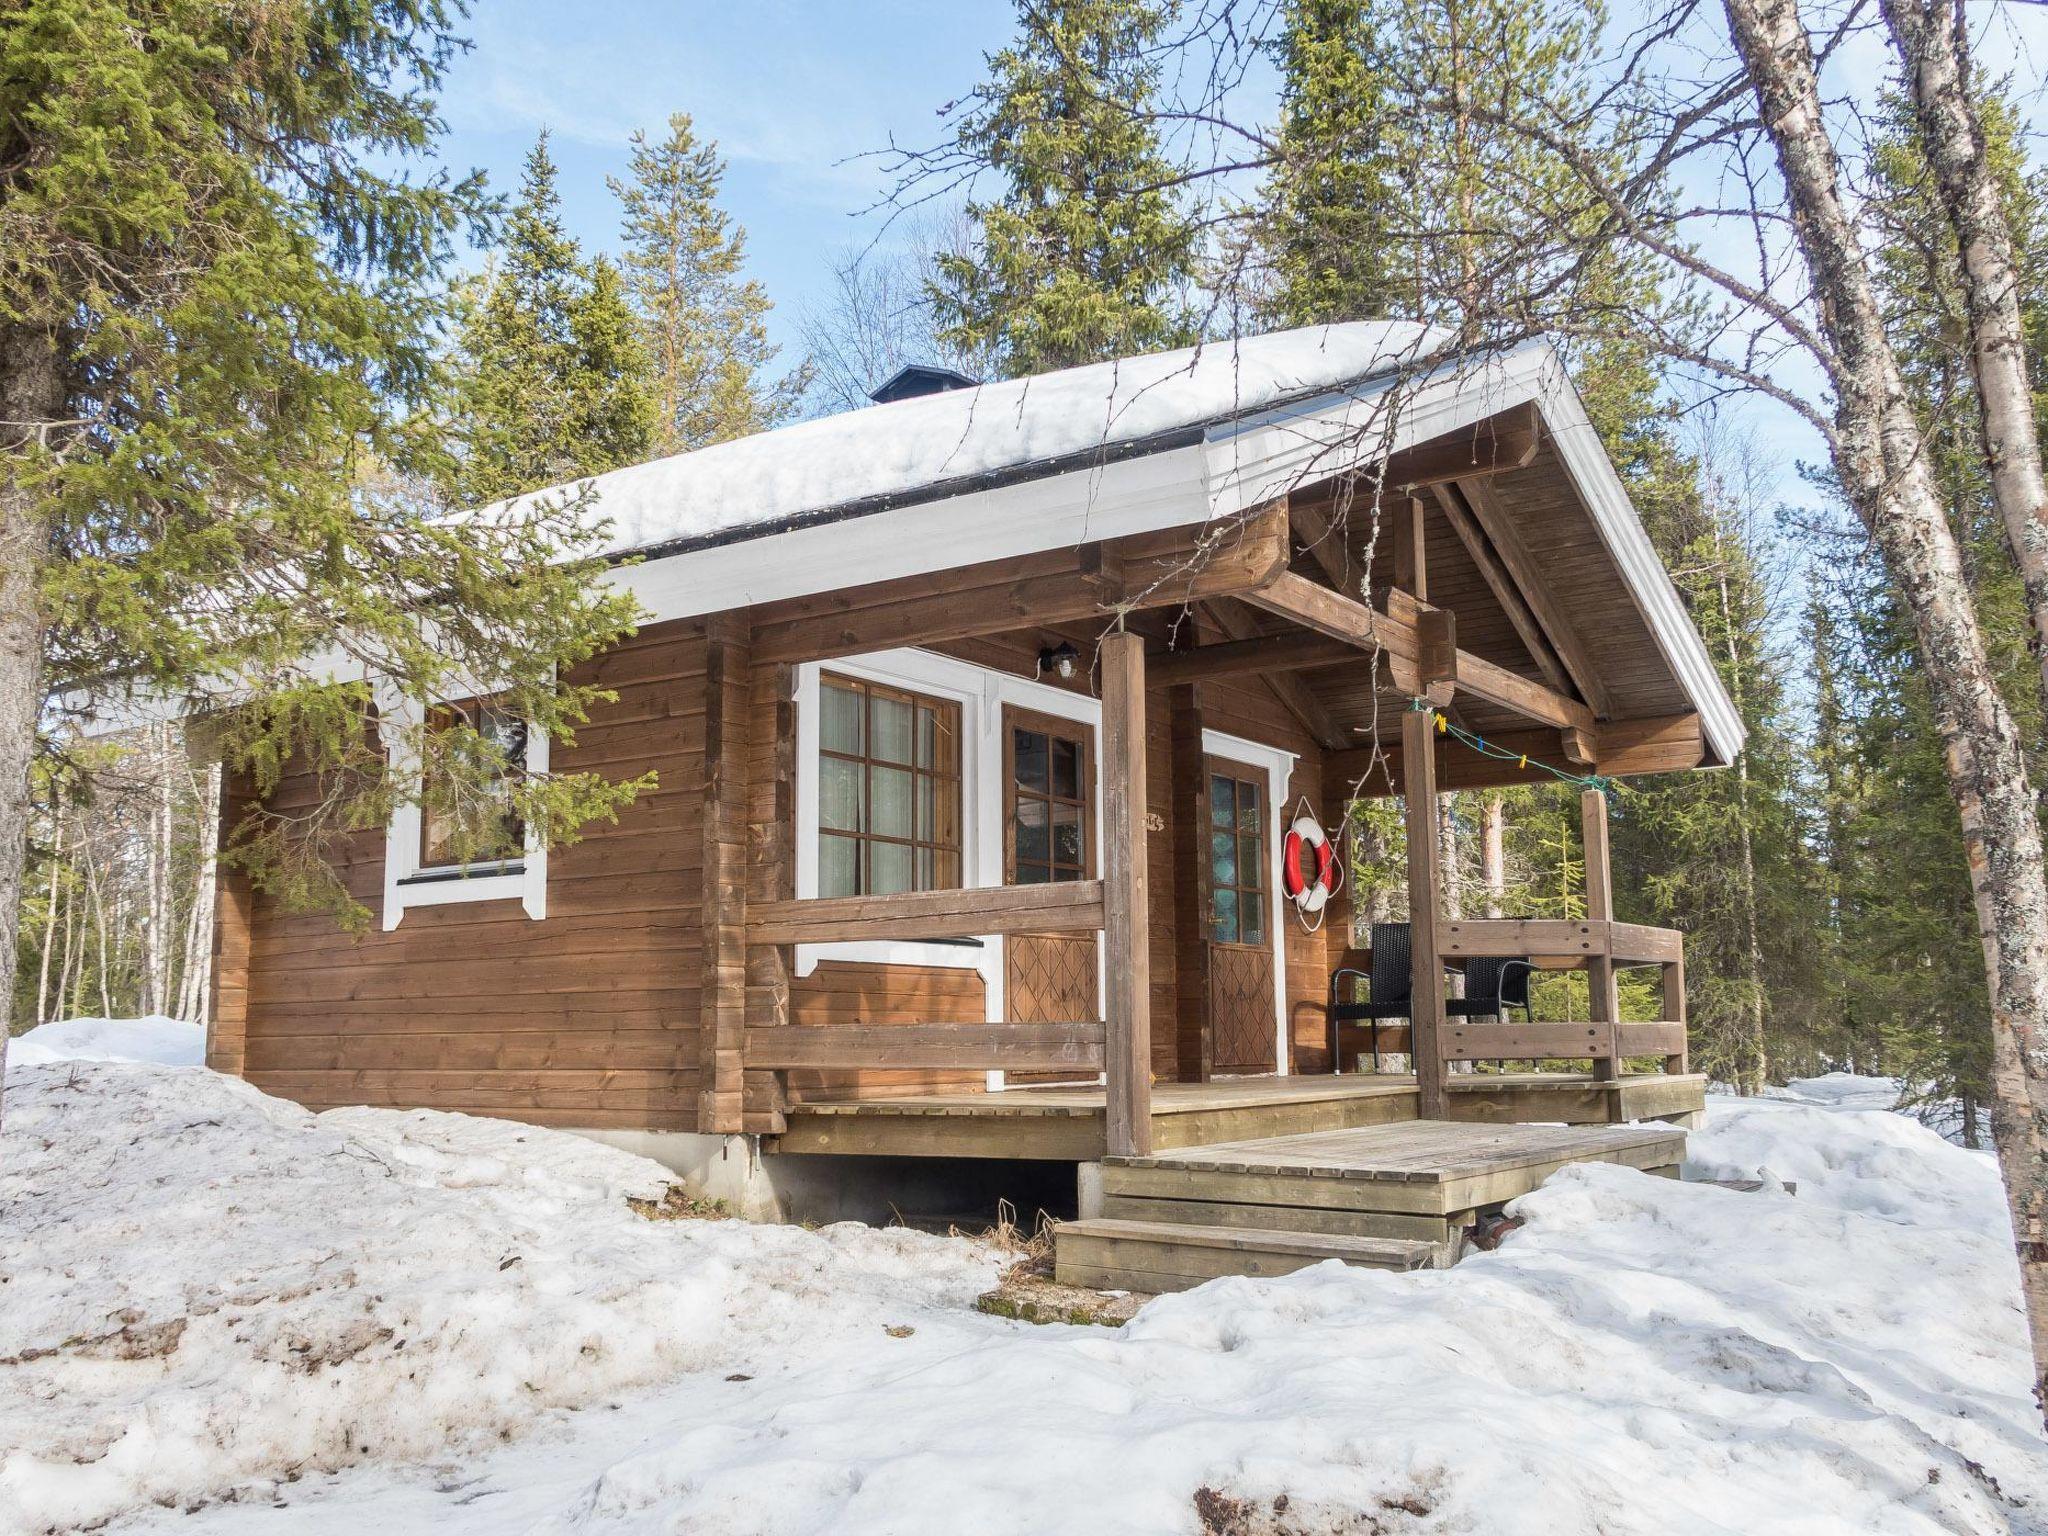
left=868, top=364, right=980, bottom=405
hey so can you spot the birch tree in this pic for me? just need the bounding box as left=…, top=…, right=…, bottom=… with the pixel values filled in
left=1878, top=0, right=2048, bottom=718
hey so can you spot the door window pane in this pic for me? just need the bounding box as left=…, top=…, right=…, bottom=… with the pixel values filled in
left=1008, top=715, right=1091, bottom=886
left=1207, top=767, right=1269, bottom=947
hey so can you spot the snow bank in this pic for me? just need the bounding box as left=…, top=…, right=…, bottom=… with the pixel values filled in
left=500, top=322, right=1446, bottom=559
left=7, top=1015, right=205, bottom=1067
left=0, top=1064, right=997, bottom=1535
left=9, top=1064, right=2044, bottom=1536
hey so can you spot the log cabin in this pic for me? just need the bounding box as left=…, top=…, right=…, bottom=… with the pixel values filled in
left=204, top=322, right=1745, bottom=1288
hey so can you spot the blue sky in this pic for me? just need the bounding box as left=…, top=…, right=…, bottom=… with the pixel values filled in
left=435, top=1, right=1019, bottom=366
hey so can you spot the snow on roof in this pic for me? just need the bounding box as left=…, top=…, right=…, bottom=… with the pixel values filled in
left=503, top=321, right=1450, bottom=561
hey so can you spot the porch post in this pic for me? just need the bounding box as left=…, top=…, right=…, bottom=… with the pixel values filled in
left=1102, top=630, right=1153, bottom=1158
left=1581, top=787, right=1620, bottom=1081
left=1401, top=706, right=1448, bottom=1118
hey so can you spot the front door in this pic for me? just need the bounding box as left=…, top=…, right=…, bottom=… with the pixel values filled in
left=1203, top=757, right=1278, bottom=1074
left=1003, top=708, right=1100, bottom=1051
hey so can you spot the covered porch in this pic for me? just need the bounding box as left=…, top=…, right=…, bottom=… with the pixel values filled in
left=708, top=439, right=1717, bottom=1144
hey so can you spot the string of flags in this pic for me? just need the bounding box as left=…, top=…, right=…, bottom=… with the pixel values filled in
left=1407, top=698, right=1616, bottom=795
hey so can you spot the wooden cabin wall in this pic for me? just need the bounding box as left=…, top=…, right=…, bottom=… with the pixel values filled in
left=225, top=617, right=712, bottom=1131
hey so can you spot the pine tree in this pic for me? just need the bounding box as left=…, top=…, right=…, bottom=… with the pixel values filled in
left=0, top=3, right=650, bottom=1093
left=448, top=135, right=657, bottom=505
left=610, top=113, right=803, bottom=454
left=1261, top=0, right=1404, bottom=325
left=932, top=0, right=1200, bottom=376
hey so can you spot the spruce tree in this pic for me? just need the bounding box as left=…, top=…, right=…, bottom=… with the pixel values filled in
left=1261, top=0, right=1404, bottom=325
left=610, top=113, right=802, bottom=454
left=449, top=135, right=657, bottom=505
left=932, top=0, right=1200, bottom=376
left=0, top=2, right=649, bottom=1097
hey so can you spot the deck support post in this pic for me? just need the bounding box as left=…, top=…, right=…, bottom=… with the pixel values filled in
left=1102, top=630, right=1153, bottom=1158
left=1581, top=788, right=1621, bottom=1082
left=1402, top=705, right=1448, bottom=1119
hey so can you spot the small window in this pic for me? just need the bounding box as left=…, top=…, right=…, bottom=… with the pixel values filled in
left=419, top=700, right=528, bottom=870
left=1008, top=713, right=1092, bottom=884
left=817, top=673, right=962, bottom=897
left=1208, top=769, right=1266, bottom=945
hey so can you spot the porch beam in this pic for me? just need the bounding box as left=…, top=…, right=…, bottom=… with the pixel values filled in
left=751, top=506, right=1291, bottom=665
left=1102, top=630, right=1153, bottom=1159
left=1242, top=572, right=1598, bottom=735
left=1201, top=598, right=1348, bottom=749
left=1402, top=703, right=1448, bottom=1119
left=1453, top=476, right=1617, bottom=719
left=1384, top=402, right=1543, bottom=492
left=1429, top=482, right=1580, bottom=704
left=1149, top=631, right=1362, bottom=685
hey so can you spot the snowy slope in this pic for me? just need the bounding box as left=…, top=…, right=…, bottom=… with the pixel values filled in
left=7, top=1015, right=204, bottom=1067
left=496, top=322, right=1447, bottom=559
left=3, top=1059, right=2042, bottom=1536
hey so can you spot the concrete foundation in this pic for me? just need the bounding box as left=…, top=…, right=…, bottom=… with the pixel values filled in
left=567, top=1127, right=1082, bottom=1228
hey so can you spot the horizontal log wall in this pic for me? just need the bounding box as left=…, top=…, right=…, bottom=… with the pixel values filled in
left=235, top=618, right=710, bottom=1131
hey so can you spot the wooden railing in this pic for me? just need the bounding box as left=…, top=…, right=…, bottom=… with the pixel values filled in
left=742, top=881, right=1111, bottom=1080
left=748, top=880, right=1104, bottom=945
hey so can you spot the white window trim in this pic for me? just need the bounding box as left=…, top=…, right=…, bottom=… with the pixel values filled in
left=1202, top=728, right=1300, bottom=1076
left=381, top=692, right=548, bottom=930
left=792, top=649, right=1106, bottom=1042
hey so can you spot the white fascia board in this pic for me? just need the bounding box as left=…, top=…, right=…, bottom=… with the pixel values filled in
left=1201, top=341, right=1747, bottom=766
left=617, top=445, right=1209, bottom=625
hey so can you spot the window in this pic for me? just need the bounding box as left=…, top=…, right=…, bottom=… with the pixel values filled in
left=417, top=700, right=528, bottom=872
left=817, top=673, right=962, bottom=897
left=1008, top=713, right=1092, bottom=884
left=1208, top=769, right=1267, bottom=945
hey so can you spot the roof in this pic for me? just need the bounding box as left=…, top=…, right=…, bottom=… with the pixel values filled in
left=506, top=322, right=1452, bottom=562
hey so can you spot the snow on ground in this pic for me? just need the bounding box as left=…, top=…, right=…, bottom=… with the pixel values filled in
left=2, top=1060, right=2043, bottom=1536
left=7, top=1015, right=204, bottom=1068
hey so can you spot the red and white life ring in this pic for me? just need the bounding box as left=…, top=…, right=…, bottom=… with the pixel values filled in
left=1282, top=814, right=1337, bottom=914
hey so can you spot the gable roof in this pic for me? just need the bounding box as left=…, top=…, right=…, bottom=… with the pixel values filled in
left=508, top=322, right=1451, bottom=562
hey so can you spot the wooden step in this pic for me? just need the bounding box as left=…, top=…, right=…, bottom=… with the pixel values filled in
left=1054, top=1217, right=1444, bottom=1294
left=1097, top=1190, right=1453, bottom=1244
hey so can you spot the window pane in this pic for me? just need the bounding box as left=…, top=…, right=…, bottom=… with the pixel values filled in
left=927, top=708, right=959, bottom=776
left=870, top=692, right=912, bottom=764
left=914, top=773, right=935, bottom=842
left=1210, top=775, right=1236, bottom=827
left=1051, top=737, right=1081, bottom=799
left=1052, top=803, right=1085, bottom=871
left=1015, top=861, right=1051, bottom=884
left=1237, top=781, right=1262, bottom=832
left=870, top=765, right=912, bottom=839
left=819, top=756, right=864, bottom=831
left=934, top=847, right=961, bottom=888
left=819, top=834, right=859, bottom=897
left=869, top=840, right=912, bottom=895
left=821, top=681, right=863, bottom=755
left=1016, top=798, right=1050, bottom=866
left=916, top=705, right=938, bottom=770
left=1015, top=729, right=1049, bottom=793
left=1240, top=835, right=1264, bottom=891
left=915, top=846, right=933, bottom=890
left=1211, top=888, right=1239, bottom=943
left=1243, top=894, right=1265, bottom=944
left=1209, top=829, right=1236, bottom=886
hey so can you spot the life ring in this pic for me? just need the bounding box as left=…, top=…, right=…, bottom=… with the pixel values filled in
left=1282, top=814, right=1337, bottom=914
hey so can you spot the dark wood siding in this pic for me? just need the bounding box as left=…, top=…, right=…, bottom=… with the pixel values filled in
left=231, top=618, right=710, bottom=1130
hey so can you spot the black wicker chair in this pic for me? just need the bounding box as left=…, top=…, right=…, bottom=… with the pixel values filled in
left=1329, top=926, right=1537, bottom=1072
left=1328, top=922, right=1414, bottom=1072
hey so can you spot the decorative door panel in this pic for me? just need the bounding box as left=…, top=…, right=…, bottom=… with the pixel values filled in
left=1203, top=756, right=1277, bottom=1074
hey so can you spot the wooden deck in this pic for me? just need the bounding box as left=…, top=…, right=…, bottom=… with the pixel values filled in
left=1057, top=1118, right=1688, bottom=1290
left=772, top=1071, right=1704, bottom=1160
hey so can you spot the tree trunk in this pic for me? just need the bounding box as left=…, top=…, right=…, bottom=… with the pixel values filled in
left=0, top=323, right=57, bottom=1123
left=34, top=809, right=61, bottom=1027
left=1481, top=793, right=1506, bottom=920
left=1880, top=0, right=2048, bottom=718
left=1725, top=0, right=2048, bottom=1417
left=179, top=759, right=221, bottom=1022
